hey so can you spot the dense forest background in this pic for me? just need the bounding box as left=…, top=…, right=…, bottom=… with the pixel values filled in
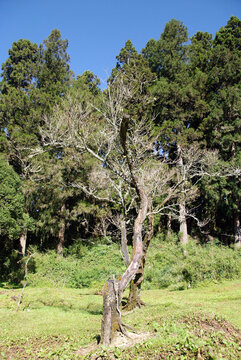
left=0, top=16, right=240, bottom=285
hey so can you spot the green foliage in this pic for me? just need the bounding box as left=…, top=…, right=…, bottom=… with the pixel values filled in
left=142, top=19, right=188, bottom=79
left=1, top=39, right=39, bottom=91
left=27, top=243, right=126, bottom=288
left=0, top=156, right=35, bottom=283
left=23, top=235, right=241, bottom=291
left=0, top=156, right=25, bottom=239
left=144, top=235, right=241, bottom=290
left=0, top=16, right=241, bottom=285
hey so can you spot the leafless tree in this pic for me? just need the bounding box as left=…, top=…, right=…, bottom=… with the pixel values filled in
left=39, top=73, right=241, bottom=344
left=39, top=74, right=177, bottom=343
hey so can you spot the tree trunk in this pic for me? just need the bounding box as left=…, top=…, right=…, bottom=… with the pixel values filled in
left=124, top=211, right=154, bottom=311
left=20, top=229, right=27, bottom=256
left=101, top=279, right=122, bottom=345
left=120, top=214, right=130, bottom=267
left=57, top=204, right=66, bottom=256
left=100, top=180, right=148, bottom=345
left=177, top=144, right=188, bottom=245
left=167, top=213, right=172, bottom=236
left=179, top=201, right=188, bottom=245
left=234, top=213, right=241, bottom=250
left=125, top=279, right=142, bottom=310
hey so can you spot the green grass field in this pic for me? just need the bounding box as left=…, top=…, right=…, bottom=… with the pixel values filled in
left=0, top=280, right=240, bottom=359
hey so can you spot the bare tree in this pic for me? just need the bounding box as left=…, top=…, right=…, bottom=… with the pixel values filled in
left=39, top=74, right=177, bottom=343
left=39, top=73, right=241, bottom=343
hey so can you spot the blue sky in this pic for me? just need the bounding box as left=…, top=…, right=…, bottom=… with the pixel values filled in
left=0, top=0, right=240, bottom=86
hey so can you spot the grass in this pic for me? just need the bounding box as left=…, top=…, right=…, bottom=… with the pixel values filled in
left=0, top=280, right=240, bottom=359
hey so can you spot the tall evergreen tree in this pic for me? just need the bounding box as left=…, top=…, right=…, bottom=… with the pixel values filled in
left=143, top=19, right=200, bottom=244
left=142, top=19, right=188, bottom=79
left=200, top=16, right=241, bottom=247
left=0, top=29, right=74, bottom=254
left=38, top=29, right=73, bottom=99
left=0, top=155, right=33, bottom=281
left=0, top=39, right=41, bottom=253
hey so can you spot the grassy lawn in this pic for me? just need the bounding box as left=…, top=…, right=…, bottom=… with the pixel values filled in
left=0, top=280, right=240, bottom=359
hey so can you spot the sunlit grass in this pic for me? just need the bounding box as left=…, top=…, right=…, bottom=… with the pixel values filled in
left=0, top=280, right=240, bottom=359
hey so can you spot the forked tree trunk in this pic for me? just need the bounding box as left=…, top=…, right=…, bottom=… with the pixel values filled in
left=124, top=211, right=154, bottom=311
left=100, top=181, right=148, bottom=345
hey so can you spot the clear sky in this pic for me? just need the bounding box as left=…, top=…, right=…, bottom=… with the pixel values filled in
left=0, top=0, right=240, bottom=86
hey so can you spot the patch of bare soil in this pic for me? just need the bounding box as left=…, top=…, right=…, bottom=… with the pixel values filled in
left=76, top=330, right=153, bottom=358
left=77, top=314, right=241, bottom=360
left=181, top=313, right=241, bottom=341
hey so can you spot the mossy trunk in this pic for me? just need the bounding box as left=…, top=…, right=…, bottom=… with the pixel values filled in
left=57, top=221, right=65, bottom=255
left=101, top=279, right=122, bottom=346
left=124, top=211, right=154, bottom=311
left=177, top=144, right=188, bottom=245
left=125, top=279, right=143, bottom=310
left=100, top=179, right=148, bottom=345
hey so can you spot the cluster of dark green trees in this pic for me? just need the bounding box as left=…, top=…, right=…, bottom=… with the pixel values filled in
left=0, top=17, right=240, bottom=282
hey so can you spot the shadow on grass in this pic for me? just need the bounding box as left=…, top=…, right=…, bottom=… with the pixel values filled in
left=29, top=299, right=103, bottom=315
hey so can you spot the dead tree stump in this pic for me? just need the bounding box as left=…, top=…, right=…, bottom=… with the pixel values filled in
left=101, top=279, right=122, bottom=346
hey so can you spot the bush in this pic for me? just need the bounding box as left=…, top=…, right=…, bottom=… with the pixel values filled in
left=25, top=235, right=241, bottom=290
left=27, top=243, right=126, bottom=288
left=144, top=235, right=241, bottom=290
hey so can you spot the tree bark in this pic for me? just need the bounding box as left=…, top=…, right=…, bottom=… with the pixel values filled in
left=57, top=204, right=66, bottom=256
left=120, top=214, right=130, bottom=267
left=179, top=201, right=188, bottom=245
left=20, top=229, right=27, bottom=256
left=101, top=279, right=122, bottom=345
left=234, top=213, right=241, bottom=250
left=124, top=211, right=154, bottom=311
left=167, top=213, right=172, bottom=236
left=101, top=180, right=148, bottom=345
left=177, top=144, right=188, bottom=245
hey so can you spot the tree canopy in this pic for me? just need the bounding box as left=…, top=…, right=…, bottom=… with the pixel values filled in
left=0, top=17, right=240, bottom=286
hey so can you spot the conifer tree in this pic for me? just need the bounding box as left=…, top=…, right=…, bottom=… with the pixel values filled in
left=200, top=16, right=241, bottom=247
left=0, top=30, right=73, bottom=254
left=0, top=155, right=33, bottom=281
left=143, top=19, right=198, bottom=244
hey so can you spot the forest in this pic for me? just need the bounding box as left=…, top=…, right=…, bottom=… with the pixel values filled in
left=0, top=15, right=241, bottom=353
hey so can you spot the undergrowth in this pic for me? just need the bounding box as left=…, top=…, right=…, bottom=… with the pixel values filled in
left=143, top=234, right=241, bottom=290
left=25, top=234, right=241, bottom=290
left=26, top=242, right=126, bottom=288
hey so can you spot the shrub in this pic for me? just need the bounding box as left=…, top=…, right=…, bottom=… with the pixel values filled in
left=25, top=235, right=241, bottom=290
left=144, top=235, right=241, bottom=290
left=27, top=243, right=126, bottom=288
